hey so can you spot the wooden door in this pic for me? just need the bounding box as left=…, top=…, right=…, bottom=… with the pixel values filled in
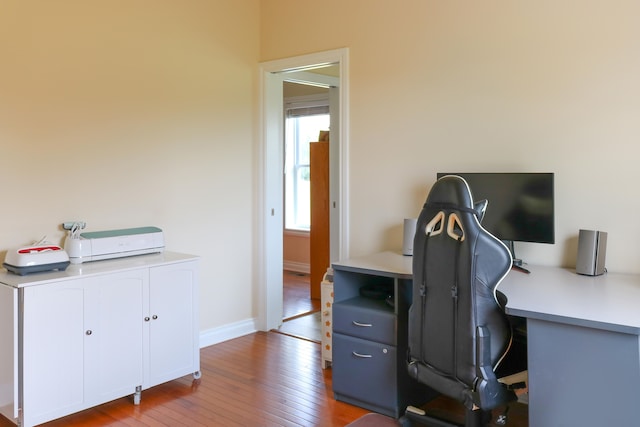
left=310, top=141, right=330, bottom=300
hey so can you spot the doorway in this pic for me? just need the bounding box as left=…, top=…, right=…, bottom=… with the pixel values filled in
left=282, top=78, right=331, bottom=321
left=258, top=48, right=350, bottom=331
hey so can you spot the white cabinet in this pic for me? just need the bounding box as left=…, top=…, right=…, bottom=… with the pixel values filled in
left=84, top=271, right=146, bottom=406
left=0, top=284, right=17, bottom=423
left=22, top=278, right=86, bottom=423
left=22, top=270, right=146, bottom=426
left=0, top=252, right=199, bottom=427
left=145, top=263, right=199, bottom=388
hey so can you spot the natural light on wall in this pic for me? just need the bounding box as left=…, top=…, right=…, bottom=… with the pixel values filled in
left=284, top=112, right=330, bottom=231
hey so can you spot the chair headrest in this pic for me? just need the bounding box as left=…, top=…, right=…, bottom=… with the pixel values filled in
left=426, top=175, right=474, bottom=209
left=426, top=175, right=488, bottom=221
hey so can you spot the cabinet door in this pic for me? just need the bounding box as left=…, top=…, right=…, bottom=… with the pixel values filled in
left=22, top=280, right=86, bottom=427
left=0, top=284, right=17, bottom=422
left=83, top=270, right=145, bottom=406
left=145, top=261, right=199, bottom=388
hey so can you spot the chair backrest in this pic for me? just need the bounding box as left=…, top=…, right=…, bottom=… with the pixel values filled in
left=407, top=175, right=513, bottom=410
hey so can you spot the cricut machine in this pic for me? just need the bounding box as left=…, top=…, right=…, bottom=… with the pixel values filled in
left=64, top=223, right=164, bottom=264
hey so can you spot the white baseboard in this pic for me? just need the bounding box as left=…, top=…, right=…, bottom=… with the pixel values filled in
left=199, top=318, right=258, bottom=348
left=283, top=261, right=310, bottom=274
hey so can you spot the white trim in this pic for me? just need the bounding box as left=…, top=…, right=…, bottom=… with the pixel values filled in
left=336, top=51, right=350, bottom=261
left=255, top=66, right=284, bottom=332
left=284, top=229, right=309, bottom=237
left=284, top=93, right=330, bottom=111
left=283, top=261, right=310, bottom=274
left=284, top=71, right=339, bottom=88
left=258, top=48, right=350, bottom=331
left=199, top=318, right=258, bottom=348
left=264, top=49, right=345, bottom=74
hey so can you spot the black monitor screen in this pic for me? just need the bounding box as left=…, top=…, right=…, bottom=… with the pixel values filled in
left=436, top=172, right=555, bottom=244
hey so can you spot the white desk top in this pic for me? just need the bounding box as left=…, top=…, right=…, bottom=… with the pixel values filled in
left=0, top=251, right=198, bottom=288
left=333, top=251, right=640, bottom=336
left=500, top=265, right=640, bottom=335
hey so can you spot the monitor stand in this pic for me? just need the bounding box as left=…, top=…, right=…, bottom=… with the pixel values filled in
left=504, top=240, right=530, bottom=274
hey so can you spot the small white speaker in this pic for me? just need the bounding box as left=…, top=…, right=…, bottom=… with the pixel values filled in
left=402, top=218, right=418, bottom=256
left=576, top=229, right=607, bottom=276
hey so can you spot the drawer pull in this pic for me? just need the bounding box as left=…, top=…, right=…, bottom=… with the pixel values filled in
left=352, top=321, right=372, bottom=327
left=352, top=351, right=373, bottom=358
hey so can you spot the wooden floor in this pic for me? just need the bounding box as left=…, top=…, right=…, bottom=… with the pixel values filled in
left=283, top=270, right=320, bottom=320
left=0, top=331, right=528, bottom=427
left=0, top=272, right=528, bottom=427
left=0, top=332, right=369, bottom=427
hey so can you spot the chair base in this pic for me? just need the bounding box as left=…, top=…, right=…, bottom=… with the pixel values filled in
left=399, top=406, right=492, bottom=427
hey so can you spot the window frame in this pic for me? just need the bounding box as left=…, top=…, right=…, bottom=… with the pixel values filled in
left=283, top=94, right=330, bottom=232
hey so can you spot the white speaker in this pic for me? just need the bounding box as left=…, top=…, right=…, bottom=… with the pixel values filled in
left=576, top=229, right=607, bottom=276
left=402, top=218, right=418, bottom=256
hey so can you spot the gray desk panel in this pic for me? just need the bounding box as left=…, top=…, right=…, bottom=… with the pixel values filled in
left=528, top=318, right=640, bottom=427
left=333, top=251, right=412, bottom=280
left=500, top=265, right=640, bottom=335
left=500, top=264, right=640, bottom=427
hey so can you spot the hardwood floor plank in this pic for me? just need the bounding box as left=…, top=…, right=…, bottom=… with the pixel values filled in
left=0, top=332, right=367, bottom=427
left=0, top=330, right=527, bottom=427
left=283, top=271, right=319, bottom=319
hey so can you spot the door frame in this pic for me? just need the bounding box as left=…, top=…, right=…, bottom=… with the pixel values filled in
left=257, top=48, right=350, bottom=331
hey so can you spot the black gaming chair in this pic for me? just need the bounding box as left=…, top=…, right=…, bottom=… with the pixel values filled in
left=402, top=175, right=519, bottom=427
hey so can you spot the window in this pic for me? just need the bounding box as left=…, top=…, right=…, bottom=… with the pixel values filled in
left=284, top=99, right=330, bottom=231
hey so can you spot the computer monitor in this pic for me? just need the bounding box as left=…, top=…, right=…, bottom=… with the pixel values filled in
left=436, top=172, right=555, bottom=249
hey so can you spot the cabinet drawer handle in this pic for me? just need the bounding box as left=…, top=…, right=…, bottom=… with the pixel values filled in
left=352, top=321, right=372, bottom=327
left=352, top=351, right=372, bottom=358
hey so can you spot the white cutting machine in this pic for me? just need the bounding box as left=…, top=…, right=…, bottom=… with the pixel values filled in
left=64, top=225, right=164, bottom=264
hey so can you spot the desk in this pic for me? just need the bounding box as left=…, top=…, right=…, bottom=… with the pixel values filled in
left=500, top=265, right=640, bottom=427
left=333, top=252, right=640, bottom=426
left=331, top=252, right=434, bottom=417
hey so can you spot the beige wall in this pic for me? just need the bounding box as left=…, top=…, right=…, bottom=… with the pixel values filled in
left=4, top=1, right=640, bottom=342
left=1, top=1, right=260, bottom=334
left=261, top=0, right=640, bottom=273
left=283, top=231, right=310, bottom=273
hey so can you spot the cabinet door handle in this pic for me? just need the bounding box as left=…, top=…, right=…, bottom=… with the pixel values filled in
left=85, top=330, right=92, bottom=336
left=352, top=351, right=372, bottom=358
left=152, top=315, right=158, bottom=320
left=352, top=321, right=372, bottom=327
left=144, top=317, right=150, bottom=322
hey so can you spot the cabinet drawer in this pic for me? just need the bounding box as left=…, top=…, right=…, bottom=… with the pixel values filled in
left=332, top=333, right=397, bottom=416
left=333, top=297, right=395, bottom=345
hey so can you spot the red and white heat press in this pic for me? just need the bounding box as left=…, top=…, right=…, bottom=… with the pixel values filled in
left=3, top=244, right=70, bottom=275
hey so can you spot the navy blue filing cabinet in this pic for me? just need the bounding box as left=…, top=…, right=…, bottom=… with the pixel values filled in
left=331, top=252, right=436, bottom=418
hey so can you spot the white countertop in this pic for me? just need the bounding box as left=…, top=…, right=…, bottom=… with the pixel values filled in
left=0, top=251, right=198, bottom=288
